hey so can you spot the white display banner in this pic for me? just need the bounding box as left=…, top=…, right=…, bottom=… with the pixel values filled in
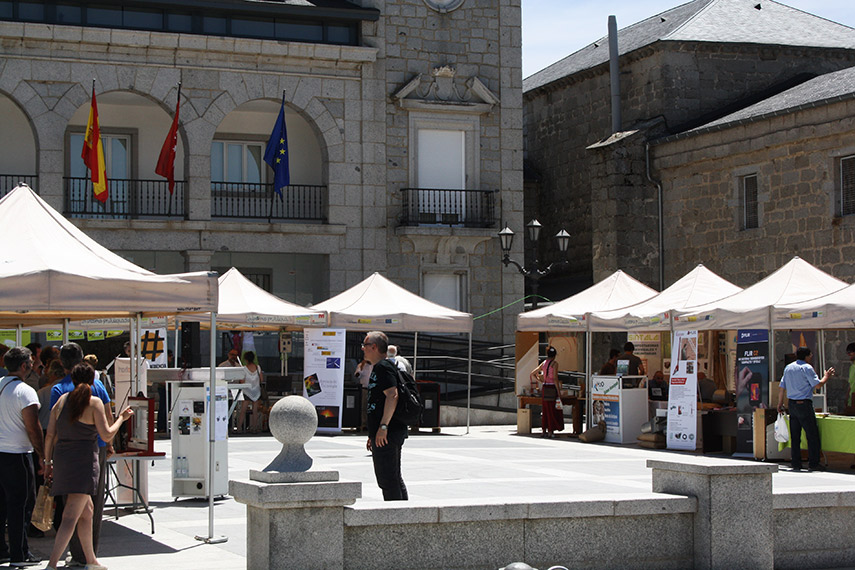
left=207, top=385, right=229, bottom=442
left=666, top=330, right=698, bottom=450
left=303, top=328, right=346, bottom=433
left=133, top=328, right=169, bottom=368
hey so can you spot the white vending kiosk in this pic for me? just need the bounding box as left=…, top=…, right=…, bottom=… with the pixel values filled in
left=590, top=375, right=649, bottom=444
left=149, top=367, right=244, bottom=499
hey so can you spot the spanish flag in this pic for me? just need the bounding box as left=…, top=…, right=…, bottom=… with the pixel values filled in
left=82, top=87, right=108, bottom=203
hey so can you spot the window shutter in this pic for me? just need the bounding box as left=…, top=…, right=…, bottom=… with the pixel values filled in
left=841, top=156, right=855, bottom=216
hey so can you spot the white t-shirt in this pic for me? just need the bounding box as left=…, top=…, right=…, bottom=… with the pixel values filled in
left=0, top=376, right=40, bottom=453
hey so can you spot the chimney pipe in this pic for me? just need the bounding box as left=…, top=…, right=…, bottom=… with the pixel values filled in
left=608, top=15, right=621, bottom=133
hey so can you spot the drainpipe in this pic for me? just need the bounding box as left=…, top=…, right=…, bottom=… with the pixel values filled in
left=646, top=142, right=664, bottom=290
left=608, top=15, right=621, bottom=133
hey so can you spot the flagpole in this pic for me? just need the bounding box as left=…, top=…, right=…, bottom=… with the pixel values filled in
left=89, top=79, right=96, bottom=212
left=267, top=90, right=287, bottom=221
left=167, top=82, right=181, bottom=217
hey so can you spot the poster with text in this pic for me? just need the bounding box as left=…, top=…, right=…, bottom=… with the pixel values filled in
left=303, top=328, right=346, bottom=432
left=667, top=330, right=698, bottom=450
left=629, top=332, right=661, bottom=377
left=735, top=329, right=769, bottom=453
left=590, top=375, right=621, bottom=439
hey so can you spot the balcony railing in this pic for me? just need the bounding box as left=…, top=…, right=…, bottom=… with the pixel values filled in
left=1, top=174, right=38, bottom=196
left=64, top=177, right=186, bottom=219
left=400, top=188, right=498, bottom=228
left=211, top=182, right=327, bottom=222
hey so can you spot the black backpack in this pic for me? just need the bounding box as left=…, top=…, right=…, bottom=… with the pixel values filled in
left=392, top=367, right=424, bottom=426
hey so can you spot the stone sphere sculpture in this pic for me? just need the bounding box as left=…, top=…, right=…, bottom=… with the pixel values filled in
left=263, top=395, right=317, bottom=472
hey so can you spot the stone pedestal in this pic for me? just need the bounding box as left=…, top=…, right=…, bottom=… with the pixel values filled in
left=230, top=395, right=361, bottom=569
left=230, top=471, right=361, bottom=570
left=648, top=458, right=777, bottom=570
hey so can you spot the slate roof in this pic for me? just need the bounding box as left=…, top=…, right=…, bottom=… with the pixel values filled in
left=658, top=65, right=855, bottom=141
left=524, top=0, right=855, bottom=93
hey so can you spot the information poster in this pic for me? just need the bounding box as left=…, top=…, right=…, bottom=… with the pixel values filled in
left=303, top=328, right=346, bottom=433
left=590, top=375, right=621, bottom=438
left=629, top=332, right=662, bottom=377
left=667, top=330, right=698, bottom=450
left=206, top=385, right=229, bottom=441
left=735, top=329, right=769, bottom=453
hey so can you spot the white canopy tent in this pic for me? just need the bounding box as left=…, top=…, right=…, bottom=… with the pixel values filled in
left=0, top=185, right=217, bottom=324
left=311, top=272, right=475, bottom=428
left=0, top=184, right=224, bottom=542
left=176, top=267, right=327, bottom=330
left=774, top=282, right=855, bottom=329
left=587, top=264, right=742, bottom=332
left=673, top=257, right=848, bottom=400
left=673, top=257, right=847, bottom=331
left=516, top=270, right=658, bottom=332
left=516, top=270, right=658, bottom=427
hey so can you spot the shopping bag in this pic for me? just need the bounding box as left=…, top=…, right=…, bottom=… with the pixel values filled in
left=555, top=398, right=564, bottom=410
left=774, top=413, right=790, bottom=443
left=31, top=483, right=54, bottom=532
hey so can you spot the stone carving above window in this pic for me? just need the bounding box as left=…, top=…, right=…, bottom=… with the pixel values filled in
left=392, top=66, right=499, bottom=114
left=423, top=0, right=465, bottom=14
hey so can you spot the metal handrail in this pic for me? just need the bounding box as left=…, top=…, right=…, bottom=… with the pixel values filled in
left=400, top=187, right=498, bottom=227
left=1, top=174, right=38, bottom=196
left=64, top=177, right=185, bottom=219
left=211, top=182, right=327, bottom=222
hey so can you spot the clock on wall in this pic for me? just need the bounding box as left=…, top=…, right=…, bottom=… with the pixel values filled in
left=423, top=0, right=465, bottom=13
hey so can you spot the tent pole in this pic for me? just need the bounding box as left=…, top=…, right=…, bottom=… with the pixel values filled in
left=466, top=332, right=472, bottom=435
left=768, top=307, right=776, bottom=407
left=63, top=319, right=69, bottom=344
left=586, top=321, right=592, bottom=430
left=174, top=316, right=181, bottom=366
left=819, top=329, right=827, bottom=412
left=198, top=311, right=226, bottom=544
left=16, top=324, right=22, bottom=347
left=413, top=331, right=419, bottom=377
left=135, top=314, right=142, bottom=396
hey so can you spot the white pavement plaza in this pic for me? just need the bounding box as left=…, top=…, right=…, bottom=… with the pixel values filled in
left=18, top=425, right=855, bottom=569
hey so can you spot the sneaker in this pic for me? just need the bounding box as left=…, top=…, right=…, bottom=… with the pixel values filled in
left=0, top=553, right=10, bottom=564
left=808, top=464, right=827, bottom=472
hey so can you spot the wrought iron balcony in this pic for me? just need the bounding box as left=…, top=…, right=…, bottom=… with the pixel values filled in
left=64, top=177, right=186, bottom=219
left=400, top=187, right=498, bottom=228
left=211, top=182, right=327, bottom=222
left=1, top=174, right=38, bottom=196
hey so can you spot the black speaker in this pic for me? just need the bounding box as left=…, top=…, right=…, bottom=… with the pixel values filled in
left=180, top=321, right=201, bottom=368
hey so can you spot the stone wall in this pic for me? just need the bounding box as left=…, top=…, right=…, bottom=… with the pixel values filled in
left=652, top=98, right=855, bottom=284
left=364, top=0, right=524, bottom=342
left=523, top=43, right=855, bottom=289
left=0, top=0, right=524, bottom=344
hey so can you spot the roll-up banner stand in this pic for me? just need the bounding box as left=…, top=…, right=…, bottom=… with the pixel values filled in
left=735, top=329, right=769, bottom=454
left=303, top=328, right=346, bottom=433
left=666, top=330, right=698, bottom=450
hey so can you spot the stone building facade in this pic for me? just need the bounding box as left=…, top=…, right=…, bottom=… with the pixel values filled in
left=651, top=66, right=855, bottom=407
left=523, top=0, right=855, bottom=292
left=0, top=0, right=523, bottom=342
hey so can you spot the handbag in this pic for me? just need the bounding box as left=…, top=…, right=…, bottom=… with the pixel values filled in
left=31, top=482, right=54, bottom=532
left=774, top=412, right=790, bottom=443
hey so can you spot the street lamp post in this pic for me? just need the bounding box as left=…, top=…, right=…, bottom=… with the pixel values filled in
left=498, top=219, right=571, bottom=310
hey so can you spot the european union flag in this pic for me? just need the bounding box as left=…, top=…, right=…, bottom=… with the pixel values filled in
left=263, top=102, right=290, bottom=199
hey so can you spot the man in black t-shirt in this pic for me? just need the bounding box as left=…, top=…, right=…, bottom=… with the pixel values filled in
left=362, top=331, right=408, bottom=501
left=620, top=342, right=645, bottom=376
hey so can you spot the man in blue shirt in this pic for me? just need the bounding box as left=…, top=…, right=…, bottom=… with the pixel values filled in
left=49, top=342, right=112, bottom=567
left=777, top=347, right=834, bottom=472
